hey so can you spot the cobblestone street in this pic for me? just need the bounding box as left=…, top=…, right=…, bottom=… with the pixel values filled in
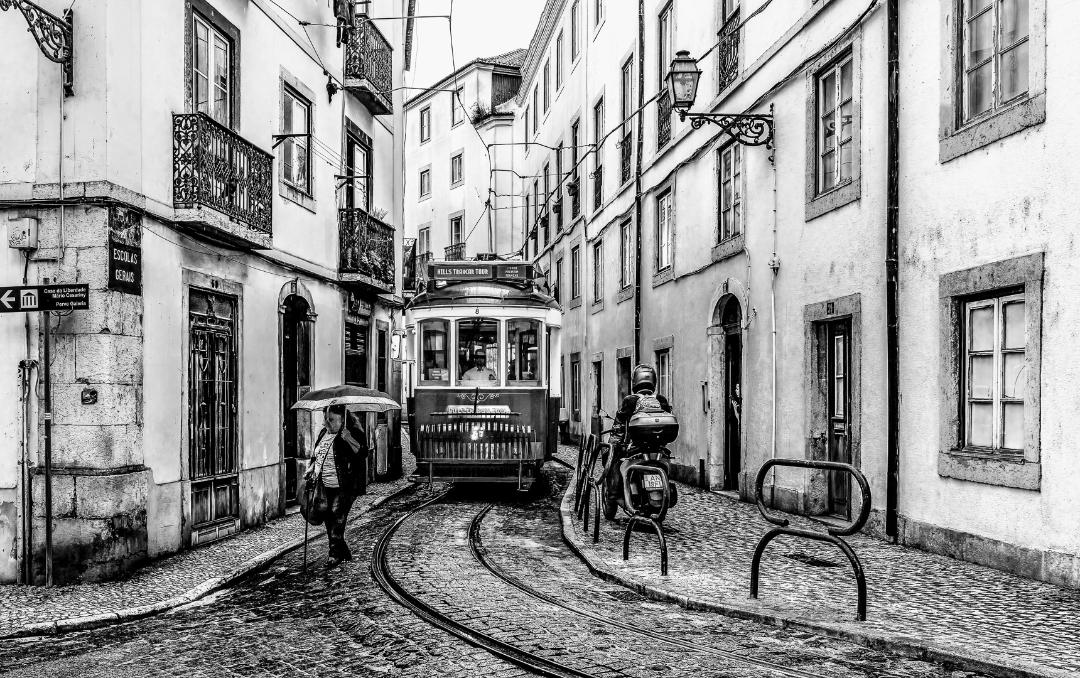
left=0, top=462, right=996, bottom=677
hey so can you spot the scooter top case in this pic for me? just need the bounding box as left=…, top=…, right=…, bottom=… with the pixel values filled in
left=626, top=410, right=680, bottom=446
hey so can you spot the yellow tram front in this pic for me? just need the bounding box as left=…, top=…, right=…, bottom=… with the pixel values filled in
left=404, top=261, right=562, bottom=490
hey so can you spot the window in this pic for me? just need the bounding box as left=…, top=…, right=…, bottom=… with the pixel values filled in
left=543, top=61, right=551, bottom=112
left=570, top=121, right=580, bottom=179
left=961, top=0, right=1029, bottom=124
left=722, top=0, right=739, bottom=21
left=963, top=292, right=1026, bottom=451
left=507, top=319, right=542, bottom=385
left=450, top=214, right=464, bottom=244
left=282, top=87, right=311, bottom=193
left=344, top=317, right=369, bottom=387
left=617, top=355, right=632, bottom=402
left=594, top=0, right=604, bottom=26
left=419, top=319, right=450, bottom=384
left=658, top=3, right=673, bottom=88
left=457, top=318, right=499, bottom=383
left=816, top=51, right=854, bottom=195
left=524, top=194, right=531, bottom=245
left=532, top=89, right=539, bottom=131
left=418, top=226, right=430, bottom=255
left=718, top=143, right=742, bottom=242
left=345, top=130, right=372, bottom=211
left=543, top=162, right=551, bottom=245
left=192, top=13, right=232, bottom=126
left=656, top=190, right=673, bottom=270
left=451, top=87, right=465, bottom=126
left=619, top=219, right=632, bottom=288
left=571, top=245, right=581, bottom=299
left=592, top=240, right=603, bottom=302
left=525, top=105, right=531, bottom=140
left=554, top=257, right=564, bottom=303
left=571, top=0, right=580, bottom=60
left=419, top=106, right=431, bottom=142
left=450, top=152, right=463, bottom=185
left=571, top=353, right=582, bottom=421
left=556, top=32, right=565, bottom=89
left=593, top=98, right=604, bottom=210
left=939, top=252, right=1042, bottom=490
left=592, top=360, right=603, bottom=419
left=621, top=59, right=633, bottom=133
left=419, top=168, right=431, bottom=198
left=376, top=327, right=388, bottom=394
left=655, top=349, right=671, bottom=401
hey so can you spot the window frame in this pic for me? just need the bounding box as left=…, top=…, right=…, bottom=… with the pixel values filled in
left=418, top=167, right=431, bottom=199
left=717, top=142, right=743, bottom=243
left=570, top=352, right=582, bottom=422
left=281, top=84, right=312, bottom=195
left=418, top=318, right=452, bottom=386
left=939, top=0, right=1045, bottom=162
left=419, top=106, right=431, bottom=143
left=619, top=219, right=632, bottom=289
left=570, top=244, right=581, bottom=301
left=188, top=2, right=240, bottom=130
left=451, top=87, right=465, bottom=127
left=556, top=31, right=565, bottom=90
left=543, top=61, right=551, bottom=112
left=450, top=151, right=464, bottom=187
left=959, top=0, right=1030, bottom=126
left=658, top=2, right=673, bottom=90
left=592, top=239, right=603, bottom=304
left=655, top=348, right=671, bottom=401
left=344, top=124, right=372, bottom=212
left=449, top=213, right=464, bottom=245
left=814, top=51, right=855, bottom=197
left=418, top=225, right=431, bottom=256
left=938, top=252, right=1043, bottom=490
left=554, top=256, right=564, bottom=303
left=655, top=189, right=673, bottom=272
left=592, top=97, right=605, bottom=211
left=571, top=0, right=581, bottom=62
left=804, top=37, right=861, bottom=221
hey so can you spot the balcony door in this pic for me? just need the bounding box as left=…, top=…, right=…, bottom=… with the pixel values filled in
left=192, top=14, right=232, bottom=126
left=345, top=130, right=371, bottom=211
left=826, top=319, right=852, bottom=518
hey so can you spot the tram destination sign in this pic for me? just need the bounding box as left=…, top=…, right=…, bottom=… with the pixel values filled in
left=0, top=284, right=90, bottom=313
left=429, top=262, right=535, bottom=282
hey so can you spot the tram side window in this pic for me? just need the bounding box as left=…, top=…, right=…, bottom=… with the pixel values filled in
left=507, top=319, right=542, bottom=385
left=420, top=320, right=450, bottom=385
left=458, top=318, right=499, bottom=383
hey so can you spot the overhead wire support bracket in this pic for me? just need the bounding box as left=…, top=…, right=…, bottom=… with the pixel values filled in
left=271, top=132, right=310, bottom=149
left=1, top=0, right=73, bottom=95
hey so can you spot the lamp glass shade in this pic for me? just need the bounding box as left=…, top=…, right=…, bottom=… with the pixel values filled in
left=665, top=50, right=701, bottom=111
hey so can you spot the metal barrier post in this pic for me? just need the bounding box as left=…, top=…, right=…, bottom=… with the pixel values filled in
left=622, top=515, right=668, bottom=576
left=749, top=458, right=871, bottom=621
left=617, top=463, right=671, bottom=575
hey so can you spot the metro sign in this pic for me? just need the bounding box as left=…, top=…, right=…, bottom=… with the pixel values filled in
left=0, top=284, right=89, bottom=313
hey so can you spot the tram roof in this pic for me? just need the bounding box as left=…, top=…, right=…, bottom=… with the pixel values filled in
left=407, top=279, right=560, bottom=310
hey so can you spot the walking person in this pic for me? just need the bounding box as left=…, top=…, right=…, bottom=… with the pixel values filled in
left=306, top=404, right=368, bottom=567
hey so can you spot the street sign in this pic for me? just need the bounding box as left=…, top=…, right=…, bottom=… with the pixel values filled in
left=0, top=284, right=89, bottom=313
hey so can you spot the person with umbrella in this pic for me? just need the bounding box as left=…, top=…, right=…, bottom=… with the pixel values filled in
left=305, top=404, right=367, bottom=567
left=293, top=386, right=400, bottom=569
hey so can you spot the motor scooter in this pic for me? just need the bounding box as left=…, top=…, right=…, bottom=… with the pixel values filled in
left=599, top=399, right=679, bottom=521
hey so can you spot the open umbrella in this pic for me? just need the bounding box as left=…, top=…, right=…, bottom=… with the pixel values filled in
left=291, top=385, right=400, bottom=412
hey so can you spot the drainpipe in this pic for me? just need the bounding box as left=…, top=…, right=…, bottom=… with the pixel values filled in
left=632, top=0, right=645, bottom=363
left=19, top=254, right=36, bottom=584
left=885, top=0, right=901, bottom=541
left=768, top=148, right=779, bottom=506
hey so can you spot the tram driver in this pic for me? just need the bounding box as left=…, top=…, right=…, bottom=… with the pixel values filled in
left=461, top=348, right=497, bottom=382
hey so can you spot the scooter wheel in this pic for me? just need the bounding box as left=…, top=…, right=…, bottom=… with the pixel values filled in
left=602, top=483, right=618, bottom=520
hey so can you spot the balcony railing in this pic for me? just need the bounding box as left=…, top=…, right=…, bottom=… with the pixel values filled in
left=339, top=207, right=395, bottom=291
left=718, top=11, right=740, bottom=93
left=172, top=113, right=273, bottom=243
left=620, top=132, right=632, bottom=185
left=444, top=242, right=466, bottom=260
left=592, top=165, right=603, bottom=212
left=657, top=90, right=673, bottom=149
left=345, top=17, right=393, bottom=115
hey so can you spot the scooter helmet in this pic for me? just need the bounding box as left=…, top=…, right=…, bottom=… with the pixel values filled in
left=631, top=364, right=657, bottom=394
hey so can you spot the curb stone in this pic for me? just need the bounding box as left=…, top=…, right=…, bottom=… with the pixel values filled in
left=2, top=482, right=419, bottom=641
left=557, top=475, right=1061, bottom=678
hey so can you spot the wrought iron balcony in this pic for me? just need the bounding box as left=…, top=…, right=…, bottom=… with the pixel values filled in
left=718, top=11, right=740, bottom=94
left=620, top=132, right=633, bottom=185
left=657, top=90, right=673, bottom=149
left=172, top=113, right=274, bottom=248
left=444, top=242, right=466, bottom=260
left=339, top=207, right=395, bottom=292
left=345, top=17, right=393, bottom=115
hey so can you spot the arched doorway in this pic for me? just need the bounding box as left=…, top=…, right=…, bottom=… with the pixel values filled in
left=720, top=299, right=742, bottom=491
left=281, top=294, right=313, bottom=505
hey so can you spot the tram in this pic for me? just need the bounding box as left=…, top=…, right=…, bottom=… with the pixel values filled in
left=404, top=260, right=562, bottom=490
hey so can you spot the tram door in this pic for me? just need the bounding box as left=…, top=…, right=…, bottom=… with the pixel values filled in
left=826, top=320, right=851, bottom=518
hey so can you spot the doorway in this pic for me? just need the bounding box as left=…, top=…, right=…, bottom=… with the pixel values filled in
left=826, top=319, right=851, bottom=518
left=281, top=295, right=312, bottom=506
left=721, top=300, right=742, bottom=492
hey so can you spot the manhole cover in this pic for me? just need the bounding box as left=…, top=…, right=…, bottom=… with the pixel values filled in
left=784, top=551, right=842, bottom=567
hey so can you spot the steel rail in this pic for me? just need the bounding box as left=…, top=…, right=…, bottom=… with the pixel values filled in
left=470, top=504, right=904, bottom=678
left=371, top=492, right=599, bottom=678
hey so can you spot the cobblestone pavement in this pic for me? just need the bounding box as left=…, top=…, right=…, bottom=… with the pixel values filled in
left=560, top=443, right=1080, bottom=678
left=0, top=452, right=417, bottom=639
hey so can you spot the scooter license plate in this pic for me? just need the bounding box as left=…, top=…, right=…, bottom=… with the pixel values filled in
left=642, top=474, right=664, bottom=490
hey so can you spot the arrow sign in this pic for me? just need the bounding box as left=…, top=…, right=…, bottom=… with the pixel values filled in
left=0, top=284, right=89, bottom=313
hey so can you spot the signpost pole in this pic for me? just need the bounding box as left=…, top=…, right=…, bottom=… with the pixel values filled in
left=42, top=309, right=54, bottom=587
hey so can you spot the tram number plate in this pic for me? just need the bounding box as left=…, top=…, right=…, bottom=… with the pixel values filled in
left=641, top=474, right=664, bottom=490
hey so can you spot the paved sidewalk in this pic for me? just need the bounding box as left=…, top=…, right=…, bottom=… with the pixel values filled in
left=559, top=447, right=1080, bottom=678
left=0, top=454, right=417, bottom=640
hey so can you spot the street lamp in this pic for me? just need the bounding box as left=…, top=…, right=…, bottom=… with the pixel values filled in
left=665, top=49, right=773, bottom=148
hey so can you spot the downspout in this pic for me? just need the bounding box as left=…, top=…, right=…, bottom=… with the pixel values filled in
left=885, top=0, right=901, bottom=541
left=768, top=144, right=779, bottom=505
left=632, top=0, right=645, bottom=363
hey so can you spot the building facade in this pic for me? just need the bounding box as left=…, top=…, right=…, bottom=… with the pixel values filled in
left=403, top=50, right=526, bottom=270
left=512, top=0, right=1080, bottom=587
left=0, top=0, right=407, bottom=584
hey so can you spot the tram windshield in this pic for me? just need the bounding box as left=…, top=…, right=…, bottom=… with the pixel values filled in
left=457, top=318, right=499, bottom=383
left=419, top=319, right=450, bottom=385
left=507, top=319, right=541, bottom=386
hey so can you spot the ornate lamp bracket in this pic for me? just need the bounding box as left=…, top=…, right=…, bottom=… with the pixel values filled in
left=1, top=0, right=74, bottom=95
left=676, top=104, right=773, bottom=149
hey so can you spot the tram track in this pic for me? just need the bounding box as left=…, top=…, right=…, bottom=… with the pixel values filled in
left=469, top=504, right=832, bottom=678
